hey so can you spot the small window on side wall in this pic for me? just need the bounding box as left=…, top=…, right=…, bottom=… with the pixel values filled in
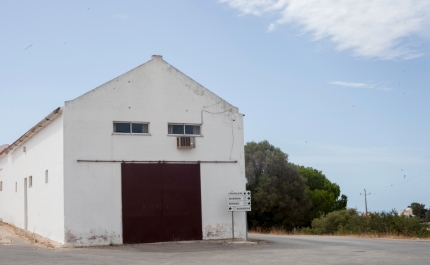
left=132, top=123, right=148, bottom=134
left=114, top=122, right=131, bottom=133
left=29, top=176, right=33, bottom=188
left=0, top=181, right=2, bottom=191
left=168, top=124, right=201, bottom=136
left=113, top=122, right=149, bottom=134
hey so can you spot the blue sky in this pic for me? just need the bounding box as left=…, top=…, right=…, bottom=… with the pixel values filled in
left=1, top=0, right=429, bottom=212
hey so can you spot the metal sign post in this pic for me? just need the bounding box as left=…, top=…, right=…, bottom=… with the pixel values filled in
left=245, top=212, right=248, bottom=242
left=232, top=211, right=234, bottom=242
left=228, top=191, right=251, bottom=242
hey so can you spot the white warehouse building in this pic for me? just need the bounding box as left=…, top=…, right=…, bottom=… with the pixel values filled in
left=0, top=55, right=246, bottom=246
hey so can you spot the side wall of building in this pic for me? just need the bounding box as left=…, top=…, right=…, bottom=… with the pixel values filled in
left=63, top=57, right=246, bottom=246
left=0, top=115, right=65, bottom=244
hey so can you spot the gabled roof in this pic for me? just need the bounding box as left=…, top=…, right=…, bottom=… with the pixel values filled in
left=67, top=55, right=238, bottom=112
left=0, top=108, right=62, bottom=157
left=0, top=144, right=8, bottom=153
left=0, top=55, right=239, bottom=158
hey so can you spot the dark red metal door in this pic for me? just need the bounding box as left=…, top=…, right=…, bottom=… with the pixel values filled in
left=122, top=163, right=163, bottom=244
left=121, top=163, right=202, bottom=244
left=162, top=164, right=202, bottom=241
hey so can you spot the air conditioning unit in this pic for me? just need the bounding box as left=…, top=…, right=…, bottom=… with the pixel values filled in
left=177, top=137, right=196, bottom=149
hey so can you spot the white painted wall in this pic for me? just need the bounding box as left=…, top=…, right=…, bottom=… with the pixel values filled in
left=63, top=56, right=246, bottom=246
left=0, top=114, right=65, bottom=244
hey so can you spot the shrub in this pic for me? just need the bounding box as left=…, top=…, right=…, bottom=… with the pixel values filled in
left=310, top=209, right=430, bottom=238
left=311, top=209, right=358, bottom=234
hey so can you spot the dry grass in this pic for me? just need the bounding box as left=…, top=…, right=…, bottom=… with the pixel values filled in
left=250, top=227, right=305, bottom=235
left=336, top=232, right=430, bottom=240
left=0, top=220, right=61, bottom=248
left=249, top=227, right=430, bottom=240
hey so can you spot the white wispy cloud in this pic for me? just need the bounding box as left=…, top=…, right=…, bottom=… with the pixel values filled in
left=330, top=81, right=375, bottom=88
left=220, top=0, right=430, bottom=60
left=377, top=87, right=393, bottom=92
left=330, top=81, right=392, bottom=91
left=112, top=14, right=128, bottom=20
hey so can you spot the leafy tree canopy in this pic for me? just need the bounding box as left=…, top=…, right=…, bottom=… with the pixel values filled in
left=245, top=141, right=310, bottom=229
left=244, top=140, right=348, bottom=230
left=408, top=202, right=428, bottom=219
left=245, top=140, right=289, bottom=185
left=299, top=166, right=348, bottom=226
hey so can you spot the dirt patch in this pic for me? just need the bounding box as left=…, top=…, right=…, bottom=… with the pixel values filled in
left=0, top=221, right=63, bottom=248
left=0, top=221, right=17, bottom=243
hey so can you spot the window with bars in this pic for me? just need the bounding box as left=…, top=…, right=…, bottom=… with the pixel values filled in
left=168, top=124, right=201, bottom=136
left=113, top=122, right=149, bottom=134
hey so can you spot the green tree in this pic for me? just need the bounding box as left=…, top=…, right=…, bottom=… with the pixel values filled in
left=245, top=141, right=311, bottom=230
left=299, top=166, right=348, bottom=226
left=409, top=202, right=428, bottom=219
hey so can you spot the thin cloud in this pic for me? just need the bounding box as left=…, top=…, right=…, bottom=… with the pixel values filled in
left=112, top=14, right=128, bottom=20
left=330, top=81, right=375, bottom=88
left=220, top=0, right=430, bottom=60
left=267, top=23, right=276, bottom=32
left=330, top=81, right=392, bottom=91
left=377, top=87, right=394, bottom=92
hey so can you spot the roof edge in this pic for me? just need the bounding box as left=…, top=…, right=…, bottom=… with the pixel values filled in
left=163, top=60, right=240, bottom=112
left=0, top=107, right=63, bottom=158
left=66, top=55, right=240, bottom=113
left=66, top=58, right=153, bottom=104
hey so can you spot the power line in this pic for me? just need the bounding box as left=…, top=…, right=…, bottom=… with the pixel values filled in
left=360, top=189, right=371, bottom=214
left=371, top=168, right=430, bottom=194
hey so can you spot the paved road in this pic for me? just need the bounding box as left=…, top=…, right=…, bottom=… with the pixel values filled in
left=251, top=234, right=430, bottom=264
left=1, top=234, right=429, bottom=264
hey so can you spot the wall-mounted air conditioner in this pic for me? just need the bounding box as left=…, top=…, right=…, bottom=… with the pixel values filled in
left=177, top=137, right=196, bottom=149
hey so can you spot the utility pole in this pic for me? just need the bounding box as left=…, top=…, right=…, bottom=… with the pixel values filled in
left=360, top=189, right=371, bottom=215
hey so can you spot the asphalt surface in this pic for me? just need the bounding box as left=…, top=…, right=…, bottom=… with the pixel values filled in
left=1, top=234, right=429, bottom=264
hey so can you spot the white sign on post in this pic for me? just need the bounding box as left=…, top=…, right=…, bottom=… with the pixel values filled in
left=228, top=206, right=251, bottom=212
left=228, top=191, right=251, bottom=243
left=228, top=191, right=251, bottom=212
left=228, top=201, right=251, bottom=206
left=228, top=191, right=251, bottom=196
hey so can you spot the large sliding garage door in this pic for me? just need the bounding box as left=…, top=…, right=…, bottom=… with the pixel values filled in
left=121, top=163, right=203, bottom=244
